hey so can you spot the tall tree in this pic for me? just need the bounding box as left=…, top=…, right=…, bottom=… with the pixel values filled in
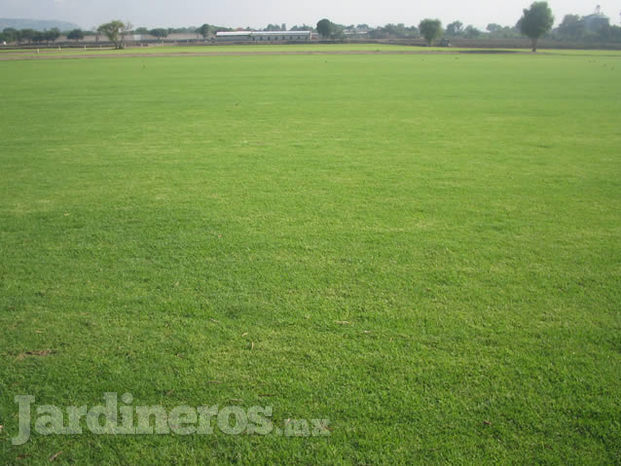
left=18, top=29, right=36, bottom=43
left=518, top=1, right=554, bottom=52
left=446, top=21, right=463, bottom=36
left=316, top=19, right=334, bottom=38
left=45, top=28, right=61, bottom=43
left=97, top=20, right=129, bottom=49
left=67, top=29, right=85, bottom=41
left=486, top=23, right=503, bottom=33
left=464, top=25, right=482, bottom=38
left=3, top=28, right=19, bottom=43
left=291, top=24, right=314, bottom=31
left=419, top=19, right=443, bottom=46
left=197, top=24, right=211, bottom=39
left=149, top=28, right=168, bottom=41
left=556, top=14, right=584, bottom=40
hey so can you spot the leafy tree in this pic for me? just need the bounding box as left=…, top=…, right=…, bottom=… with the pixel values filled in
left=150, top=28, right=168, bottom=40
left=446, top=21, right=463, bottom=36
left=370, top=23, right=418, bottom=39
left=67, top=29, right=85, bottom=41
left=3, top=28, right=18, bottom=43
left=134, top=27, right=149, bottom=35
left=291, top=24, right=314, bottom=31
left=556, top=15, right=583, bottom=40
left=97, top=20, right=129, bottom=49
left=464, top=25, right=482, bottom=38
left=18, top=29, right=36, bottom=43
left=197, top=24, right=231, bottom=38
left=518, top=1, right=554, bottom=52
left=418, top=19, right=442, bottom=46
left=31, top=29, right=60, bottom=44
left=487, top=24, right=521, bottom=38
left=486, top=23, right=502, bottom=33
left=609, top=25, right=621, bottom=42
left=316, top=19, right=334, bottom=38
left=45, top=28, right=61, bottom=43
left=32, top=31, right=45, bottom=43
left=197, top=24, right=211, bottom=39
left=168, top=27, right=195, bottom=34
left=331, top=23, right=346, bottom=40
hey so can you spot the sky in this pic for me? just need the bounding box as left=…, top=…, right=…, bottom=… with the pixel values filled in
left=0, top=0, right=619, bottom=31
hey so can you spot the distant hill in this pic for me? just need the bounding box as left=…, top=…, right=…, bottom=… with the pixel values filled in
left=0, top=18, right=80, bottom=31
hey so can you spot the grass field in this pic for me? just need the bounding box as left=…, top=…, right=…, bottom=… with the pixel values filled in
left=1, top=48, right=620, bottom=463
left=2, top=43, right=621, bottom=60
left=0, top=43, right=418, bottom=56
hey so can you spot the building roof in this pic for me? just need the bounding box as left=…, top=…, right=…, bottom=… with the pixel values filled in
left=584, top=13, right=609, bottom=20
left=216, top=31, right=311, bottom=37
left=216, top=31, right=252, bottom=37
left=252, top=31, right=311, bottom=35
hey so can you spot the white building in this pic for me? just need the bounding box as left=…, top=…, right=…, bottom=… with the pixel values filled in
left=216, top=31, right=312, bottom=42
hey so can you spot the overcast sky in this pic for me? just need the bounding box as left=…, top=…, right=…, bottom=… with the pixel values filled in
left=1, top=0, right=619, bottom=30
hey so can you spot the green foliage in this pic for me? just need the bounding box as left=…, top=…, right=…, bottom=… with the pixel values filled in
left=518, top=1, right=554, bottom=51
left=2, top=27, right=18, bottom=42
left=486, top=24, right=521, bottom=39
left=486, top=23, right=502, bottom=33
left=31, top=29, right=59, bottom=43
left=553, top=13, right=620, bottom=43
left=264, top=23, right=283, bottom=31
left=418, top=19, right=443, bottom=45
left=316, top=18, right=334, bottom=38
left=17, top=28, right=36, bottom=42
left=197, top=24, right=231, bottom=38
left=67, top=29, right=84, bottom=41
left=36, top=28, right=62, bottom=43
left=368, top=23, right=419, bottom=39
left=290, top=24, right=314, bottom=32
left=464, top=25, right=482, bottom=38
left=446, top=21, right=463, bottom=36
left=97, top=20, right=128, bottom=49
left=197, top=24, right=211, bottom=38
left=149, top=28, right=168, bottom=39
left=556, top=14, right=583, bottom=40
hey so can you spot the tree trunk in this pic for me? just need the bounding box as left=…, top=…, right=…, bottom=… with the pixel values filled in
left=531, top=38, right=538, bottom=52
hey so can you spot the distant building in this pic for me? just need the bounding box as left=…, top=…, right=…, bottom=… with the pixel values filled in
left=584, top=6, right=610, bottom=33
left=216, top=31, right=312, bottom=42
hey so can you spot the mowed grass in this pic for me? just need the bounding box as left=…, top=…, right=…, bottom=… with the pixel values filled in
left=0, top=50, right=620, bottom=463
left=0, top=43, right=418, bottom=56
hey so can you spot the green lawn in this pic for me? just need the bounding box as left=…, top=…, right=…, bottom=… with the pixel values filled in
left=0, top=50, right=620, bottom=463
left=0, top=43, right=418, bottom=56
left=2, top=44, right=620, bottom=58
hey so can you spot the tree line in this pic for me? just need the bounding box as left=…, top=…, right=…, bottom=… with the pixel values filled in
left=0, top=27, right=61, bottom=44
left=315, top=3, right=620, bottom=47
left=314, top=3, right=553, bottom=51
left=2, top=2, right=619, bottom=48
